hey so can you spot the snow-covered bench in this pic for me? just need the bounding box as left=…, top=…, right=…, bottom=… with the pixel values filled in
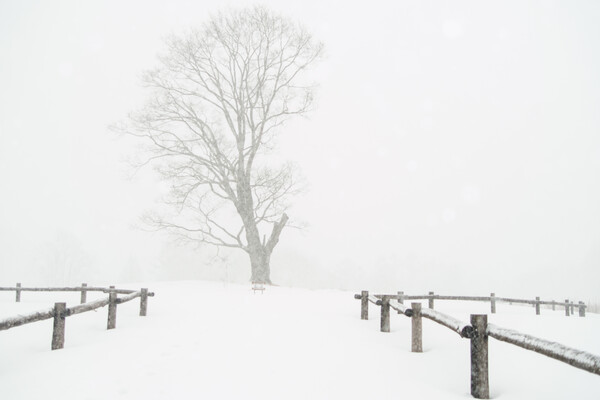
left=252, top=282, right=265, bottom=294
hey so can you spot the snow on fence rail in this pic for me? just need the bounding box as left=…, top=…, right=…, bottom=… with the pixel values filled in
left=0, top=282, right=138, bottom=303
left=487, top=323, right=600, bottom=375
left=389, top=291, right=586, bottom=317
left=354, top=290, right=600, bottom=399
left=0, top=283, right=154, bottom=350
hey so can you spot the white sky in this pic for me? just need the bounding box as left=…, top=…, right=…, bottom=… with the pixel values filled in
left=1, top=0, right=599, bottom=301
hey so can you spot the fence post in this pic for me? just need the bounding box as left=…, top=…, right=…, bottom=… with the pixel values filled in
left=552, top=300, right=555, bottom=311
left=361, top=290, right=369, bottom=320
left=397, top=291, right=404, bottom=305
left=411, top=302, right=422, bottom=353
left=490, top=293, right=496, bottom=314
left=470, top=314, right=489, bottom=399
left=107, top=286, right=117, bottom=330
left=565, top=299, right=570, bottom=317
left=80, top=283, right=87, bottom=304
left=428, top=291, right=435, bottom=309
left=570, top=301, right=575, bottom=315
left=140, top=288, right=148, bottom=316
left=380, top=295, right=390, bottom=333
left=535, top=297, right=540, bottom=315
left=16, top=283, right=21, bottom=302
left=578, top=302, right=585, bottom=317
left=52, top=302, right=67, bottom=350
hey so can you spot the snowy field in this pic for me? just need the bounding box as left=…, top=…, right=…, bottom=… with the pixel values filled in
left=1, top=280, right=599, bottom=399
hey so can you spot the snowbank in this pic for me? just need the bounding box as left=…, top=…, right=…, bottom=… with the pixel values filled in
left=0, top=281, right=599, bottom=399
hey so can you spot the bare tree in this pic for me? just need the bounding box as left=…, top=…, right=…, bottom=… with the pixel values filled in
left=119, top=6, right=323, bottom=283
left=35, top=232, right=92, bottom=285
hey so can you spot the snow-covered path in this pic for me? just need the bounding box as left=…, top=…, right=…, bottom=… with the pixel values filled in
left=1, top=281, right=599, bottom=399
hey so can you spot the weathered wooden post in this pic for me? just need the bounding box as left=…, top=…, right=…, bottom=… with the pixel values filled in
left=397, top=291, right=404, bottom=305
left=552, top=300, right=555, bottom=311
left=140, top=288, right=148, bottom=316
left=565, top=299, right=570, bottom=317
left=570, top=301, right=575, bottom=315
left=470, top=314, right=489, bottom=399
left=411, top=302, right=422, bottom=353
left=107, top=286, right=117, bottom=330
left=16, top=282, right=21, bottom=303
left=380, top=295, right=390, bottom=333
left=361, top=290, right=369, bottom=320
left=80, top=283, right=87, bottom=304
left=52, top=302, right=67, bottom=350
left=535, top=297, right=540, bottom=315
left=428, top=291, right=435, bottom=309
left=490, top=293, right=496, bottom=314
left=578, top=302, right=586, bottom=317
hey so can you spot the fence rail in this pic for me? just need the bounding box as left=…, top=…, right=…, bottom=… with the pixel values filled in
left=0, top=307, right=55, bottom=331
left=487, top=323, right=600, bottom=375
left=0, top=283, right=154, bottom=350
left=355, top=290, right=599, bottom=399
left=388, top=300, right=410, bottom=315
left=0, top=286, right=136, bottom=294
left=421, top=307, right=474, bottom=338
left=0, top=284, right=136, bottom=297
left=379, top=291, right=586, bottom=317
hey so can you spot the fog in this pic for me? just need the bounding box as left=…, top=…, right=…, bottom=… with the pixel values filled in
left=1, top=1, right=599, bottom=302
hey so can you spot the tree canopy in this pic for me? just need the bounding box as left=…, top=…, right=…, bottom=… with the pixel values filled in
left=120, top=6, right=323, bottom=283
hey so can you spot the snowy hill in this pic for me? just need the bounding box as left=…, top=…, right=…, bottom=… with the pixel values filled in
left=1, top=281, right=599, bottom=399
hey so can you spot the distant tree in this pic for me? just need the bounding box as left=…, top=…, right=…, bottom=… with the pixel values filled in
left=118, top=6, right=323, bottom=283
left=35, top=232, right=92, bottom=285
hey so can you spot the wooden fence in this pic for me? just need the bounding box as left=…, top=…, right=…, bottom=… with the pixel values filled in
left=394, top=291, right=586, bottom=317
left=354, top=291, right=600, bottom=399
left=0, top=283, right=154, bottom=350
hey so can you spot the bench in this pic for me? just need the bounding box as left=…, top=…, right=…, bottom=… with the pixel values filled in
left=252, top=282, right=265, bottom=294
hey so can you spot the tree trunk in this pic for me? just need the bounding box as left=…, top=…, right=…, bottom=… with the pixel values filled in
left=245, top=213, right=288, bottom=284
left=237, top=173, right=288, bottom=284
left=241, top=211, right=269, bottom=283
left=249, top=247, right=272, bottom=284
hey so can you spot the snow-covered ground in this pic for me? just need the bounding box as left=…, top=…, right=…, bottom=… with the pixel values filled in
left=1, top=281, right=599, bottom=399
